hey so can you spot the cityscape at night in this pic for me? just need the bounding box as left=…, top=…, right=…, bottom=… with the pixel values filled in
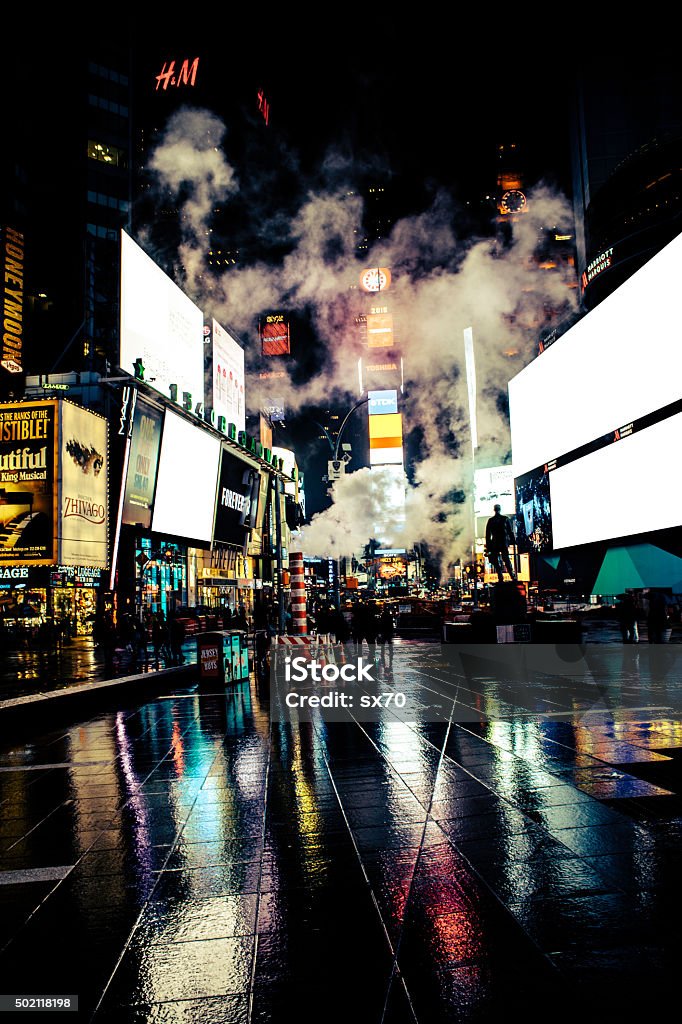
left=1, top=32, right=681, bottom=1022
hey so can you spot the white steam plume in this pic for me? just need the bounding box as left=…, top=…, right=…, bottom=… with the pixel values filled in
left=145, top=110, right=578, bottom=574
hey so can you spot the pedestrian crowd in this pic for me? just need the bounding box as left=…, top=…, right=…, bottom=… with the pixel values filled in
left=310, top=599, right=396, bottom=664
left=95, top=608, right=188, bottom=669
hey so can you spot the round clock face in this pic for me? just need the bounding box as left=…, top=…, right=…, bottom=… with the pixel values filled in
left=360, top=267, right=391, bottom=292
left=500, top=189, right=527, bottom=214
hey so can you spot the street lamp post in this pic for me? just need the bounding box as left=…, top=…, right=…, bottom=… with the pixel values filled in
left=313, top=396, right=370, bottom=608
left=463, top=328, right=479, bottom=608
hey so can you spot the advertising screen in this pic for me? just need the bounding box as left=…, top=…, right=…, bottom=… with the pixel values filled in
left=368, top=390, right=398, bottom=416
left=367, top=312, right=394, bottom=348
left=120, top=230, right=204, bottom=406
left=209, top=319, right=245, bottom=433
left=549, top=413, right=682, bottom=549
left=151, top=410, right=221, bottom=543
left=508, top=229, right=682, bottom=477
left=213, top=448, right=261, bottom=548
left=260, top=313, right=290, bottom=356
left=514, top=466, right=553, bottom=553
left=122, top=399, right=163, bottom=528
left=369, top=411, right=403, bottom=466
left=59, top=403, right=109, bottom=568
left=0, top=400, right=57, bottom=564
left=1, top=225, right=25, bottom=374
left=474, top=466, right=515, bottom=518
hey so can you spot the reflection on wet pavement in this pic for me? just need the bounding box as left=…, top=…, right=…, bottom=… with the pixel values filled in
left=0, top=641, right=680, bottom=1021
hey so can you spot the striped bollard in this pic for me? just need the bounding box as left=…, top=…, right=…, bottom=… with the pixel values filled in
left=289, top=551, right=307, bottom=635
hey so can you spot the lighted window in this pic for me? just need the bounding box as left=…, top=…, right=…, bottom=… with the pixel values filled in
left=88, top=140, right=127, bottom=168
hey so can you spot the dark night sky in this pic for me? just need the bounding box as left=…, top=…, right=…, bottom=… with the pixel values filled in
left=129, top=28, right=578, bottom=210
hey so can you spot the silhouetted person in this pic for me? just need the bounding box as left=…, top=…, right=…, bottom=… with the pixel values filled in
left=98, top=611, right=117, bottom=670
left=647, top=589, right=669, bottom=643
left=333, top=607, right=350, bottom=643
left=616, top=593, right=639, bottom=643
left=485, top=504, right=517, bottom=583
left=169, top=613, right=186, bottom=664
left=378, top=607, right=395, bottom=666
left=151, top=612, right=168, bottom=665
left=133, top=617, right=148, bottom=665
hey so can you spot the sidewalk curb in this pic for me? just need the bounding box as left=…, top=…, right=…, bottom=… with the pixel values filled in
left=0, top=663, right=197, bottom=723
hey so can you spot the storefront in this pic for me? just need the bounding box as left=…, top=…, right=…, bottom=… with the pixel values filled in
left=135, top=538, right=188, bottom=617
left=0, top=565, right=104, bottom=636
left=50, top=566, right=103, bottom=634
left=0, top=566, right=48, bottom=634
left=196, top=549, right=256, bottom=618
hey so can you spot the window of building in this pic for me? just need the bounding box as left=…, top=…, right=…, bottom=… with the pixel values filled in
left=87, top=140, right=127, bottom=168
left=87, top=223, right=118, bottom=241
left=88, top=61, right=129, bottom=86
left=88, top=95, right=129, bottom=118
left=87, top=189, right=129, bottom=213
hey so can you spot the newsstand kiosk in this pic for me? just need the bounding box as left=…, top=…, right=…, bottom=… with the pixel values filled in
left=197, top=631, right=250, bottom=688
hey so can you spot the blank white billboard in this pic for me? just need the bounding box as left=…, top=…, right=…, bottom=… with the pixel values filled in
left=211, top=319, right=245, bottom=434
left=120, top=231, right=204, bottom=406
left=550, top=413, right=682, bottom=549
left=509, top=230, right=682, bottom=477
left=151, top=410, right=221, bottom=543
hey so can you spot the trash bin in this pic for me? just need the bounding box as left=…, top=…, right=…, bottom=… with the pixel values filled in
left=197, top=630, right=250, bottom=687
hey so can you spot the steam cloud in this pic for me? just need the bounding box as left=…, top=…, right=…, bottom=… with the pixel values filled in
left=143, top=108, right=577, bottom=576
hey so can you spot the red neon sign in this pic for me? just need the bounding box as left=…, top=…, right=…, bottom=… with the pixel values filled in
left=257, top=89, right=270, bottom=126
left=155, top=58, right=200, bottom=91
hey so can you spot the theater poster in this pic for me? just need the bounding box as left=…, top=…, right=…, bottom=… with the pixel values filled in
left=59, top=402, right=109, bottom=569
left=0, top=400, right=58, bottom=564
left=121, top=399, right=163, bottom=529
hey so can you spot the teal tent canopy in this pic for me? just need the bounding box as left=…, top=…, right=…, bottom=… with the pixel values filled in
left=592, top=544, right=682, bottom=596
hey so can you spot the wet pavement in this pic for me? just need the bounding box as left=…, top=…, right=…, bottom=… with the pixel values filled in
left=0, top=636, right=197, bottom=705
left=0, top=639, right=681, bottom=1021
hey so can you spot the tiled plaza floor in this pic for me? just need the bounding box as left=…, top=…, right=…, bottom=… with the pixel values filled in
left=0, top=640, right=681, bottom=1021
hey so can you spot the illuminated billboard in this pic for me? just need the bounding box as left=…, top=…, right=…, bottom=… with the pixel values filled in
left=361, top=357, right=403, bottom=394
left=259, top=313, right=290, bottom=356
left=1, top=226, right=25, bottom=374
left=120, top=230, right=204, bottom=406
left=369, top=412, right=403, bottom=466
left=367, top=312, right=394, bottom=348
left=208, top=318, right=245, bottom=433
left=509, top=229, right=682, bottom=478
left=0, top=400, right=58, bottom=564
left=474, top=466, right=515, bottom=518
left=514, top=466, right=553, bottom=553
left=549, top=413, right=682, bottom=549
left=151, top=410, right=221, bottom=544
left=509, top=231, right=682, bottom=550
left=59, top=403, right=109, bottom=568
left=122, top=399, right=163, bottom=529
left=368, top=390, right=398, bottom=416
left=213, top=448, right=261, bottom=548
